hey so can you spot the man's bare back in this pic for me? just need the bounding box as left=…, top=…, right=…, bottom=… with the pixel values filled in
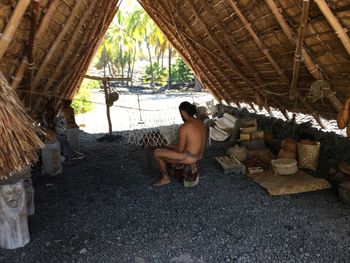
left=152, top=101, right=207, bottom=186
left=180, top=118, right=206, bottom=158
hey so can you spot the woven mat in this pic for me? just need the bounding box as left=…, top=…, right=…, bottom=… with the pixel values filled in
left=250, top=170, right=331, bottom=196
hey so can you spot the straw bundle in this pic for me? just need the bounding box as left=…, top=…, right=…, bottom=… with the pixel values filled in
left=0, top=71, right=44, bottom=180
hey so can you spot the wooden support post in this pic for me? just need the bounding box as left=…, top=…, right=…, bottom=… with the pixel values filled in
left=289, top=0, right=310, bottom=100
left=315, top=0, right=350, bottom=56
left=0, top=0, right=31, bottom=61
left=25, top=0, right=40, bottom=107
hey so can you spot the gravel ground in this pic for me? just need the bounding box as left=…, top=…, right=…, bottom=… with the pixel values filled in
left=1, top=129, right=350, bottom=263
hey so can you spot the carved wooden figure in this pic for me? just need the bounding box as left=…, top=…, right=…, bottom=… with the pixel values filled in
left=0, top=179, right=30, bottom=249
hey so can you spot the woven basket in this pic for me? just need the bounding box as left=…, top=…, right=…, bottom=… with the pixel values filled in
left=298, top=141, right=320, bottom=171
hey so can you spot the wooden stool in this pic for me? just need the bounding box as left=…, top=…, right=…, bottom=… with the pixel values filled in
left=174, top=162, right=200, bottom=187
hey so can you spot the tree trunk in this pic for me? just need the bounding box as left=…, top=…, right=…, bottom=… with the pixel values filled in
left=145, top=32, right=154, bottom=88
left=130, top=45, right=137, bottom=87
left=168, top=44, right=172, bottom=88
left=127, top=54, right=131, bottom=86
left=161, top=50, right=164, bottom=68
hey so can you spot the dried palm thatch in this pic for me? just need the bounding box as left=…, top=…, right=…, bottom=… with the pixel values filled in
left=0, top=71, right=44, bottom=180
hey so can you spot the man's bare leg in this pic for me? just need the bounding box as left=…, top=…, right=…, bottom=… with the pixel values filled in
left=153, top=154, right=171, bottom=186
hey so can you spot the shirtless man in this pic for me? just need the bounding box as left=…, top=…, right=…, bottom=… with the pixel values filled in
left=153, top=101, right=206, bottom=186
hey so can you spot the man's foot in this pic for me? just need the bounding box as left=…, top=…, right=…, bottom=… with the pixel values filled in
left=153, top=178, right=171, bottom=187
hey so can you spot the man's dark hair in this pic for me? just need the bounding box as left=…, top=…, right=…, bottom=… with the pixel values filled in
left=179, top=101, right=197, bottom=117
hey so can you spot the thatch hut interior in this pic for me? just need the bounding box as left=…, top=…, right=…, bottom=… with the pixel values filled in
left=1, top=0, right=350, bottom=261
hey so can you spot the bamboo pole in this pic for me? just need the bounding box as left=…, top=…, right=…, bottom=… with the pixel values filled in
left=25, top=0, right=41, bottom=107
left=314, top=0, right=350, bottom=56
left=32, top=0, right=86, bottom=89
left=289, top=0, right=310, bottom=100
left=0, top=0, right=31, bottom=61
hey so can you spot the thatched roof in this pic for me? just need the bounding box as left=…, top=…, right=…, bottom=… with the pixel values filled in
left=0, top=0, right=349, bottom=121
left=139, top=0, right=350, bottom=124
left=0, top=0, right=350, bottom=172
left=0, top=0, right=120, bottom=117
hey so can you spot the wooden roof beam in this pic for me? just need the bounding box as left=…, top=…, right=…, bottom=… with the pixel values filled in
left=289, top=0, right=310, bottom=99
left=315, top=0, right=350, bottom=57
left=0, top=0, right=31, bottom=61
